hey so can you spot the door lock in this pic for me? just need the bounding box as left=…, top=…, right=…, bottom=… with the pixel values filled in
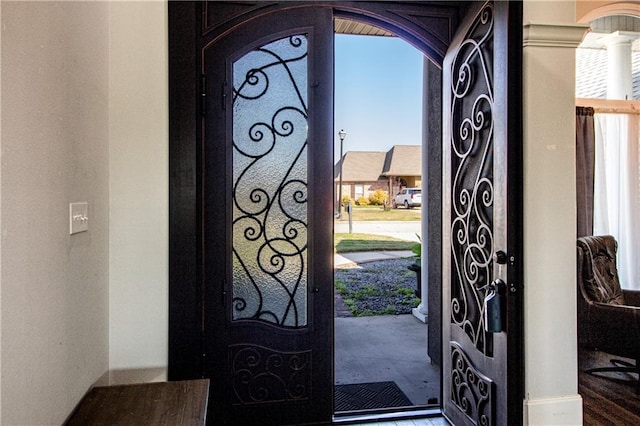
left=493, top=250, right=508, bottom=265
left=484, top=279, right=506, bottom=333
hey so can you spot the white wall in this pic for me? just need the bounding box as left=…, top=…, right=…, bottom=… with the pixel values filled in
left=0, top=1, right=168, bottom=422
left=1, top=2, right=110, bottom=424
left=108, top=2, right=168, bottom=373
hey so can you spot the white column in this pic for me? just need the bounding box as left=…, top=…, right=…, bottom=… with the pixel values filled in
left=412, top=270, right=428, bottom=323
left=522, top=21, right=589, bottom=426
left=413, top=56, right=431, bottom=323
left=600, top=31, right=638, bottom=100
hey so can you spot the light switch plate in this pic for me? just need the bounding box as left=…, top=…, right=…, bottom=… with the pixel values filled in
left=70, top=202, right=89, bottom=235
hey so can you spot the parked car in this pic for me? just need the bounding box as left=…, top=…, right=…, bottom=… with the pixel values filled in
left=392, top=188, right=422, bottom=209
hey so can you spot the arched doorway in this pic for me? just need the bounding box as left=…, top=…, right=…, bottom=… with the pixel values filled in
left=168, top=2, right=523, bottom=424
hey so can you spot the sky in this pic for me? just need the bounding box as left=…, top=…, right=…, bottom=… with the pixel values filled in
left=334, top=34, right=424, bottom=162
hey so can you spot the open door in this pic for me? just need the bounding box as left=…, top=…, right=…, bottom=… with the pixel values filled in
left=201, top=5, right=334, bottom=425
left=170, top=1, right=522, bottom=424
left=442, top=2, right=523, bottom=425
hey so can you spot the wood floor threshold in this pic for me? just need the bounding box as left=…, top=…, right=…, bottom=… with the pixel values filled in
left=332, top=407, right=445, bottom=424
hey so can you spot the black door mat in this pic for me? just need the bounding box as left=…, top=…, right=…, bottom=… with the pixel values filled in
left=334, top=381, right=413, bottom=412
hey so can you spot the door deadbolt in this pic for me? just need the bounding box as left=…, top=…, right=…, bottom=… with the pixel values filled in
left=493, top=250, right=508, bottom=265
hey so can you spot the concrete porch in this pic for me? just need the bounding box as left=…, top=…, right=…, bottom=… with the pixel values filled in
left=334, top=314, right=440, bottom=407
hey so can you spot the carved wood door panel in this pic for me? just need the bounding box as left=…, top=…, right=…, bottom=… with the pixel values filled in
left=442, top=2, right=523, bottom=425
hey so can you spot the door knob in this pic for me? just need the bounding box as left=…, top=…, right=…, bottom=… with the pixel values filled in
left=493, top=250, right=508, bottom=265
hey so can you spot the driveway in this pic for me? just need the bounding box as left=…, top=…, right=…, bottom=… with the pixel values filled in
left=334, top=220, right=421, bottom=242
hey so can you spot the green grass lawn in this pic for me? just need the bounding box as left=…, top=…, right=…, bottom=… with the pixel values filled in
left=336, top=205, right=421, bottom=222
left=334, top=233, right=416, bottom=253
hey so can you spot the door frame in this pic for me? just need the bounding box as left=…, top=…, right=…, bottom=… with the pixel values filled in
left=168, top=1, right=523, bottom=423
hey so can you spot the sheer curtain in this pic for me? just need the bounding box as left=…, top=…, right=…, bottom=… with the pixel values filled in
left=593, top=113, right=640, bottom=290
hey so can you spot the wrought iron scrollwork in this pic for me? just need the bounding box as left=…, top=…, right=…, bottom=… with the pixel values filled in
left=231, top=35, right=309, bottom=328
left=450, top=342, right=494, bottom=426
left=449, top=3, right=495, bottom=355
left=230, top=345, right=311, bottom=405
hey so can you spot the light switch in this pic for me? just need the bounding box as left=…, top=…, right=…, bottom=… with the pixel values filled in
left=70, top=202, right=89, bottom=235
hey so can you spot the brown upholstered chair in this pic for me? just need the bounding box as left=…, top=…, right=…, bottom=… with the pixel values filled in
left=577, top=235, right=640, bottom=392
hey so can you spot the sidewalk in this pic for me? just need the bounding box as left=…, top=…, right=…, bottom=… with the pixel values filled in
left=334, top=250, right=415, bottom=269
left=334, top=221, right=421, bottom=244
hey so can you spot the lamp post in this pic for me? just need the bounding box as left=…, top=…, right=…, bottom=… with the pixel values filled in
left=337, top=129, right=347, bottom=219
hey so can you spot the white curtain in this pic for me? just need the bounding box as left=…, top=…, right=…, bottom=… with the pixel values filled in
left=593, top=113, right=640, bottom=290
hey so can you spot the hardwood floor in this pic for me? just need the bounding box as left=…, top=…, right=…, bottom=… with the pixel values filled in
left=579, top=349, right=640, bottom=425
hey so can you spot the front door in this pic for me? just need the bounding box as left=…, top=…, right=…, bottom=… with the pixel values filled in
left=202, top=5, right=334, bottom=425
left=170, top=2, right=522, bottom=424
left=442, top=2, right=522, bottom=425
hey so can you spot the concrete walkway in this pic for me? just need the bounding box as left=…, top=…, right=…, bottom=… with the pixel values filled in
left=333, top=220, right=419, bottom=268
left=334, top=250, right=415, bottom=269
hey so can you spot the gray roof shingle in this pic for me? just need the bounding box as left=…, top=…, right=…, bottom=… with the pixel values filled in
left=334, top=145, right=421, bottom=181
left=381, top=145, right=421, bottom=176
left=334, top=151, right=387, bottom=181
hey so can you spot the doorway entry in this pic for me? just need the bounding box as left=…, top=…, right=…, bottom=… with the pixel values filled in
left=168, top=2, right=523, bottom=425
left=331, top=29, right=439, bottom=417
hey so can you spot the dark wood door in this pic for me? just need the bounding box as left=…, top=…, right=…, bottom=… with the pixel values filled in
left=201, top=5, right=334, bottom=425
left=169, top=2, right=522, bottom=425
left=441, top=2, right=523, bottom=425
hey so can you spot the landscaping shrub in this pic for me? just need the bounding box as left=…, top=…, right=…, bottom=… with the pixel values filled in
left=368, top=189, right=388, bottom=206
left=341, top=194, right=352, bottom=206
left=356, top=196, right=370, bottom=206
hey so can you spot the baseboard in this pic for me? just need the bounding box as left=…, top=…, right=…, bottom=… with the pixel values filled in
left=106, top=367, right=168, bottom=385
left=93, top=367, right=167, bottom=388
left=523, top=394, right=583, bottom=426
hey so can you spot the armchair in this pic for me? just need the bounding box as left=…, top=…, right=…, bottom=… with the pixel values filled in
left=577, top=235, right=640, bottom=392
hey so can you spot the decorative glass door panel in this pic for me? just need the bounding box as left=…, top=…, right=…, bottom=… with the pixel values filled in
left=449, top=0, right=495, bottom=359
left=200, top=6, right=334, bottom=424
left=442, top=2, right=522, bottom=425
left=232, top=35, right=309, bottom=327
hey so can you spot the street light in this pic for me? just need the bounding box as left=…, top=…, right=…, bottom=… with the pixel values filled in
left=337, top=129, right=347, bottom=218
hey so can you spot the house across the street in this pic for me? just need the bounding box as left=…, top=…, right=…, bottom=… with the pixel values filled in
left=334, top=144, right=421, bottom=204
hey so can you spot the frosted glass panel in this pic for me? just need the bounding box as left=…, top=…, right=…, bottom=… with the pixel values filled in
left=232, top=35, right=308, bottom=327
